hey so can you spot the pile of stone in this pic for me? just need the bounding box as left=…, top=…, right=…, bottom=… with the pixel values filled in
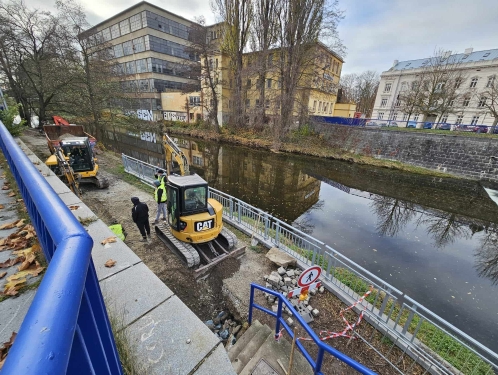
left=204, top=311, right=244, bottom=347
left=263, top=266, right=324, bottom=326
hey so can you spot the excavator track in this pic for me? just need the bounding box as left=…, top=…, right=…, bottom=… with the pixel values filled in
left=80, top=175, right=109, bottom=188
left=218, top=227, right=238, bottom=250
left=155, top=221, right=200, bottom=267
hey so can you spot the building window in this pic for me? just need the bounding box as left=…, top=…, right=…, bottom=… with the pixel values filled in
left=268, top=53, right=273, bottom=67
left=378, top=112, right=384, bottom=120
left=323, top=103, right=328, bottom=113
left=329, top=104, right=333, bottom=114
left=130, top=14, right=142, bottom=32
left=449, top=99, right=454, bottom=107
left=110, top=24, right=120, bottom=39
left=400, top=82, right=407, bottom=91
left=245, top=99, right=250, bottom=107
left=119, top=19, right=130, bottom=35
left=265, top=99, right=270, bottom=109
left=395, top=95, right=401, bottom=107
left=471, top=116, right=479, bottom=125
left=411, top=81, right=419, bottom=90
left=414, top=114, right=419, bottom=121
left=122, top=41, right=133, bottom=56
left=113, top=44, right=124, bottom=58
left=463, top=97, right=470, bottom=107
left=392, top=112, right=398, bottom=120
left=435, top=82, right=445, bottom=91
left=313, top=101, right=317, bottom=111
left=135, top=59, right=147, bottom=73
left=101, top=27, right=111, bottom=42
left=380, top=98, right=387, bottom=107
left=487, top=76, right=495, bottom=88
left=246, top=79, right=251, bottom=88
left=478, top=97, right=487, bottom=107
left=470, top=78, right=478, bottom=88
left=267, top=79, right=272, bottom=88
left=454, top=78, right=462, bottom=89
left=133, top=37, right=145, bottom=53
left=402, top=113, right=408, bottom=121
left=441, top=115, right=448, bottom=123
left=384, top=83, right=392, bottom=93
left=189, top=96, right=200, bottom=106
left=456, top=115, right=463, bottom=125
left=318, top=102, right=322, bottom=112
left=255, top=99, right=260, bottom=107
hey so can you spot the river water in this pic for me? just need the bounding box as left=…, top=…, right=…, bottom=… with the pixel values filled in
left=107, top=132, right=498, bottom=352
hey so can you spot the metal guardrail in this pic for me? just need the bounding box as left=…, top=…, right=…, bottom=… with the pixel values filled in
left=121, top=153, right=498, bottom=375
left=249, top=283, right=377, bottom=375
left=0, top=123, right=122, bottom=374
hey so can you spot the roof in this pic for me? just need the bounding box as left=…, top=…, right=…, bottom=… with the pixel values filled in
left=391, top=48, right=498, bottom=71
left=83, top=1, right=199, bottom=34
left=168, top=174, right=207, bottom=187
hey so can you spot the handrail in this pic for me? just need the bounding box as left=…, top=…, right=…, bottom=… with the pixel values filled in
left=0, top=122, right=122, bottom=374
left=249, top=283, right=377, bottom=375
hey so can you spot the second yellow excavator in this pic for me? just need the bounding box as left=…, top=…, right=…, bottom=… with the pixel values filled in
left=154, top=134, right=238, bottom=268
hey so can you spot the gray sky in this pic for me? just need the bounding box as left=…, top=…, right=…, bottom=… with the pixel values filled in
left=25, top=0, right=498, bottom=75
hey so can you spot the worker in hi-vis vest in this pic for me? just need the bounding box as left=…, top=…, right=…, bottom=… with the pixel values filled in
left=153, top=179, right=167, bottom=224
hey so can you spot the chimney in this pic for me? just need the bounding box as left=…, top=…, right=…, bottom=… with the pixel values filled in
left=464, top=47, right=473, bottom=55
left=393, top=59, right=399, bottom=67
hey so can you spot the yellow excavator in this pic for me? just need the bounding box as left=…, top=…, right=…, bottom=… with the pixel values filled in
left=154, top=134, right=238, bottom=268
left=53, top=146, right=81, bottom=197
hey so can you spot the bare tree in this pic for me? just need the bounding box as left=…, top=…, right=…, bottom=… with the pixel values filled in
left=213, top=0, right=253, bottom=128
left=184, top=17, right=220, bottom=131
left=339, top=71, right=379, bottom=116
left=0, top=0, right=80, bottom=123
left=473, top=74, right=498, bottom=131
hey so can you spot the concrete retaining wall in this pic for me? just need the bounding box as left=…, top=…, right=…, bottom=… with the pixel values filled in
left=318, top=125, right=498, bottom=182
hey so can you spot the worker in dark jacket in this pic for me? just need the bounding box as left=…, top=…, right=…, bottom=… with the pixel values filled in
left=131, top=197, right=151, bottom=242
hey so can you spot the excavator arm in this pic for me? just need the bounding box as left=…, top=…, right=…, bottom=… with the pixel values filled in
left=54, top=147, right=81, bottom=197
left=163, top=133, right=190, bottom=176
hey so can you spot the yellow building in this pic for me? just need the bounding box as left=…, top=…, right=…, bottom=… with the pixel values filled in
left=201, top=39, right=348, bottom=125
left=160, top=92, right=203, bottom=123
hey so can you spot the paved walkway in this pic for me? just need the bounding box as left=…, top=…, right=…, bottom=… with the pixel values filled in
left=0, top=140, right=236, bottom=374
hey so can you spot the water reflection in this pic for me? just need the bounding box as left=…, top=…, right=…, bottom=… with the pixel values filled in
left=475, top=226, right=498, bottom=285
left=370, top=196, right=417, bottom=237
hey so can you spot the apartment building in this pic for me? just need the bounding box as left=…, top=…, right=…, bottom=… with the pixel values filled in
left=82, top=2, right=200, bottom=121
left=371, top=48, right=498, bottom=126
left=202, top=37, right=346, bottom=125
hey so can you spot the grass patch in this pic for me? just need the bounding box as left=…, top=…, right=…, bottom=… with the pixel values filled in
left=78, top=216, right=98, bottom=226
left=107, top=163, right=154, bottom=193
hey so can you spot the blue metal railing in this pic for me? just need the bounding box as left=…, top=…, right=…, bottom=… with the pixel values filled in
left=248, top=283, right=376, bottom=375
left=0, top=122, right=122, bottom=374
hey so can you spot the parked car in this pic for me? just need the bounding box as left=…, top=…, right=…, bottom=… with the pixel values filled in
left=365, top=121, right=379, bottom=127
left=406, top=121, right=417, bottom=128
left=438, top=123, right=452, bottom=130
left=471, top=125, right=489, bottom=133
left=423, top=122, right=433, bottom=129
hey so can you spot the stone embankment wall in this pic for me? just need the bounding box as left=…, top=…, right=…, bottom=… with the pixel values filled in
left=320, top=125, right=498, bottom=183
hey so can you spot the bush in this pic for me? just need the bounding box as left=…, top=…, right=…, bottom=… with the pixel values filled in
left=0, top=99, right=25, bottom=136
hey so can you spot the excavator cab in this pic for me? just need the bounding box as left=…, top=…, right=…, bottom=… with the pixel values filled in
left=60, top=137, right=95, bottom=173
left=166, top=174, right=221, bottom=244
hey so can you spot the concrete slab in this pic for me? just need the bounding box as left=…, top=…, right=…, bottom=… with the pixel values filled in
left=100, top=262, right=173, bottom=326
left=44, top=175, right=72, bottom=194
left=57, top=191, right=83, bottom=207
left=125, top=296, right=221, bottom=375
left=86, top=219, right=141, bottom=281
left=194, top=343, right=237, bottom=375
left=0, top=289, right=36, bottom=343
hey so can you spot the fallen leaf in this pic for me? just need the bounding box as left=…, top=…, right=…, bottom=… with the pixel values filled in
left=101, top=237, right=117, bottom=245
left=18, top=254, right=36, bottom=271
left=0, top=332, right=17, bottom=369
left=0, top=204, right=4, bottom=209
left=0, top=222, right=17, bottom=230
left=7, top=192, right=15, bottom=197
left=0, top=257, right=23, bottom=268
left=16, top=199, right=23, bottom=203
left=1, top=185, right=9, bottom=190
left=3, top=277, right=26, bottom=295
left=15, top=219, right=25, bottom=228
left=68, top=205, right=80, bottom=210
left=0, top=272, right=6, bottom=279
left=105, top=259, right=116, bottom=268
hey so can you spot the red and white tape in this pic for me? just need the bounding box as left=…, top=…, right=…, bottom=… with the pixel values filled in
left=298, top=285, right=374, bottom=341
left=286, top=282, right=321, bottom=298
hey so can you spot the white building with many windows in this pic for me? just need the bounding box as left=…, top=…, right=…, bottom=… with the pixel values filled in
left=371, top=48, right=498, bottom=127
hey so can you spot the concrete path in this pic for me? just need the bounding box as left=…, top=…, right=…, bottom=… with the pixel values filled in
left=0, top=163, right=41, bottom=345
left=0, top=140, right=236, bottom=374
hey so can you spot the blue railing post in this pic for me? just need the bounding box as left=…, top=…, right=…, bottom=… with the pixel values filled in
left=275, top=297, right=283, bottom=340
left=315, top=347, right=325, bottom=375
left=248, top=285, right=254, bottom=324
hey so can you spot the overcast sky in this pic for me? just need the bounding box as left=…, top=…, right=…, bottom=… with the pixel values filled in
left=25, top=0, right=498, bottom=76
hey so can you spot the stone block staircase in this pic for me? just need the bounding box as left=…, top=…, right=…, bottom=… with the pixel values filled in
left=228, top=320, right=314, bottom=375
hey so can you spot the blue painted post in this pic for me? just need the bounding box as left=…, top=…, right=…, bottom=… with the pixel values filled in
left=248, top=285, right=254, bottom=324
left=275, top=298, right=283, bottom=340
left=315, top=347, right=325, bottom=374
